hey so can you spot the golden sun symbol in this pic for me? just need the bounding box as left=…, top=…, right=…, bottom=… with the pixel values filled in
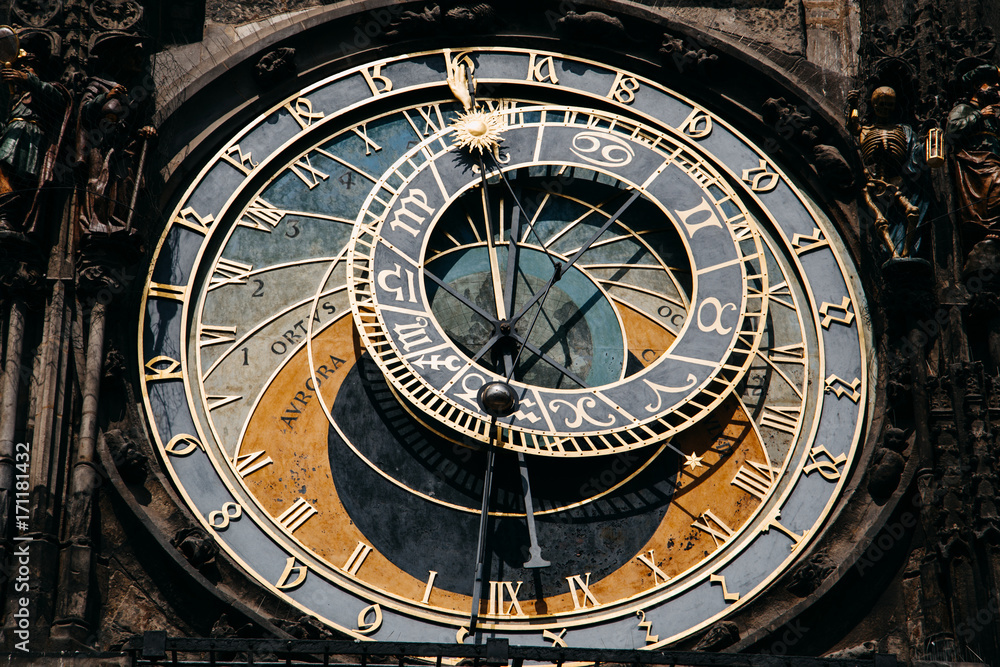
left=450, top=108, right=504, bottom=154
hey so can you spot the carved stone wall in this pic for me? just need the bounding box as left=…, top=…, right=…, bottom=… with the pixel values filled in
left=5, top=0, right=1000, bottom=664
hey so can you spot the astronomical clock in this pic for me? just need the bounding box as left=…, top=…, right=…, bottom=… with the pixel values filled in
left=138, top=43, right=870, bottom=648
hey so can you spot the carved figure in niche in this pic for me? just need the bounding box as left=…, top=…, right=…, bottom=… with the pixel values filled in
left=946, top=64, right=1000, bottom=249
left=76, top=38, right=154, bottom=252
left=0, top=31, right=70, bottom=239
left=848, top=86, right=929, bottom=258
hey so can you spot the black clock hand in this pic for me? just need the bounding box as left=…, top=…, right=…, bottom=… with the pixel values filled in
left=506, top=330, right=587, bottom=388
left=501, top=171, right=523, bottom=321
left=423, top=270, right=498, bottom=324
left=506, top=188, right=641, bottom=387
left=498, top=352, right=550, bottom=569
left=508, top=188, right=643, bottom=328
left=487, top=155, right=560, bottom=280
left=517, top=450, right=549, bottom=568
left=468, top=416, right=498, bottom=638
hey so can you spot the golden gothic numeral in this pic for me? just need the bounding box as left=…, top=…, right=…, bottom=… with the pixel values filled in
left=173, top=206, right=215, bottom=234
left=207, top=501, right=242, bottom=530
left=607, top=72, right=640, bottom=104
left=741, top=158, right=779, bottom=192
left=636, top=610, right=659, bottom=644
left=825, top=374, right=862, bottom=402
left=356, top=604, right=383, bottom=634
left=284, top=96, right=324, bottom=130
left=144, top=356, right=183, bottom=382
left=361, top=64, right=393, bottom=96
left=527, top=53, right=560, bottom=84
left=222, top=144, right=258, bottom=175
left=710, top=574, right=740, bottom=602
left=819, top=297, right=856, bottom=329
left=164, top=433, right=202, bottom=456
left=804, top=445, right=847, bottom=481
left=275, top=556, right=308, bottom=590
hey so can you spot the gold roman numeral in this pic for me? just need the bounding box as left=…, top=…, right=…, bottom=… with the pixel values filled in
left=759, top=405, right=801, bottom=434
left=731, top=460, right=778, bottom=501
left=566, top=573, right=600, bottom=609
left=149, top=282, right=186, bottom=301
left=209, top=258, right=253, bottom=289
left=691, top=509, right=734, bottom=549
left=276, top=497, right=317, bottom=532
left=342, top=541, right=373, bottom=575
left=235, top=450, right=273, bottom=477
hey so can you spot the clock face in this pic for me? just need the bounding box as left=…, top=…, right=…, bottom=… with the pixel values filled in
left=140, top=47, right=870, bottom=647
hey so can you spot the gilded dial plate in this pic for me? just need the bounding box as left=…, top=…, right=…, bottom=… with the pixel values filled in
left=347, top=104, right=769, bottom=455
left=140, top=47, right=869, bottom=648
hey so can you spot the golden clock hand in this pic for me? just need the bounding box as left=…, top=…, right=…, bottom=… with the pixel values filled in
left=505, top=189, right=641, bottom=389
left=479, top=154, right=508, bottom=323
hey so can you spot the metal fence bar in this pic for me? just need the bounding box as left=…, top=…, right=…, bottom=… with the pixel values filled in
left=122, top=634, right=901, bottom=667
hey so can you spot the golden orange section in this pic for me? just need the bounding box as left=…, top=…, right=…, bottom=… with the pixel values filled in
left=239, top=315, right=772, bottom=623
left=514, top=395, right=767, bottom=616
left=618, top=301, right=676, bottom=367
left=239, top=316, right=472, bottom=615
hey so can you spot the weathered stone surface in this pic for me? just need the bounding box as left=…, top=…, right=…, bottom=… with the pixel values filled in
left=206, top=0, right=323, bottom=24
left=663, top=0, right=806, bottom=57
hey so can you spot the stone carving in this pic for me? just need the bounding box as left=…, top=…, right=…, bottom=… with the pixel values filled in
left=848, top=86, right=932, bottom=258
left=272, top=615, right=334, bottom=640
left=825, top=641, right=878, bottom=659
left=210, top=613, right=257, bottom=638
left=946, top=64, right=1000, bottom=252
left=11, top=0, right=63, bottom=28
left=660, top=29, right=717, bottom=74
left=763, top=96, right=821, bottom=147
left=255, top=47, right=296, bottom=86
left=105, top=428, right=147, bottom=483
left=89, top=0, right=143, bottom=31
left=556, top=11, right=627, bottom=42
left=763, top=97, right=853, bottom=190
left=173, top=527, right=218, bottom=569
left=868, top=447, right=905, bottom=499
left=0, top=32, right=71, bottom=241
left=386, top=3, right=498, bottom=39
left=860, top=7, right=995, bottom=125
left=75, top=36, right=153, bottom=263
left=694, top=621, right=740, bottom=651
left=786, top=551, right=835, bottom=597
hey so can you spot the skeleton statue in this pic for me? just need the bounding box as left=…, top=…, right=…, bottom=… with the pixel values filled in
left=848, top=86, right=928, bottom=258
